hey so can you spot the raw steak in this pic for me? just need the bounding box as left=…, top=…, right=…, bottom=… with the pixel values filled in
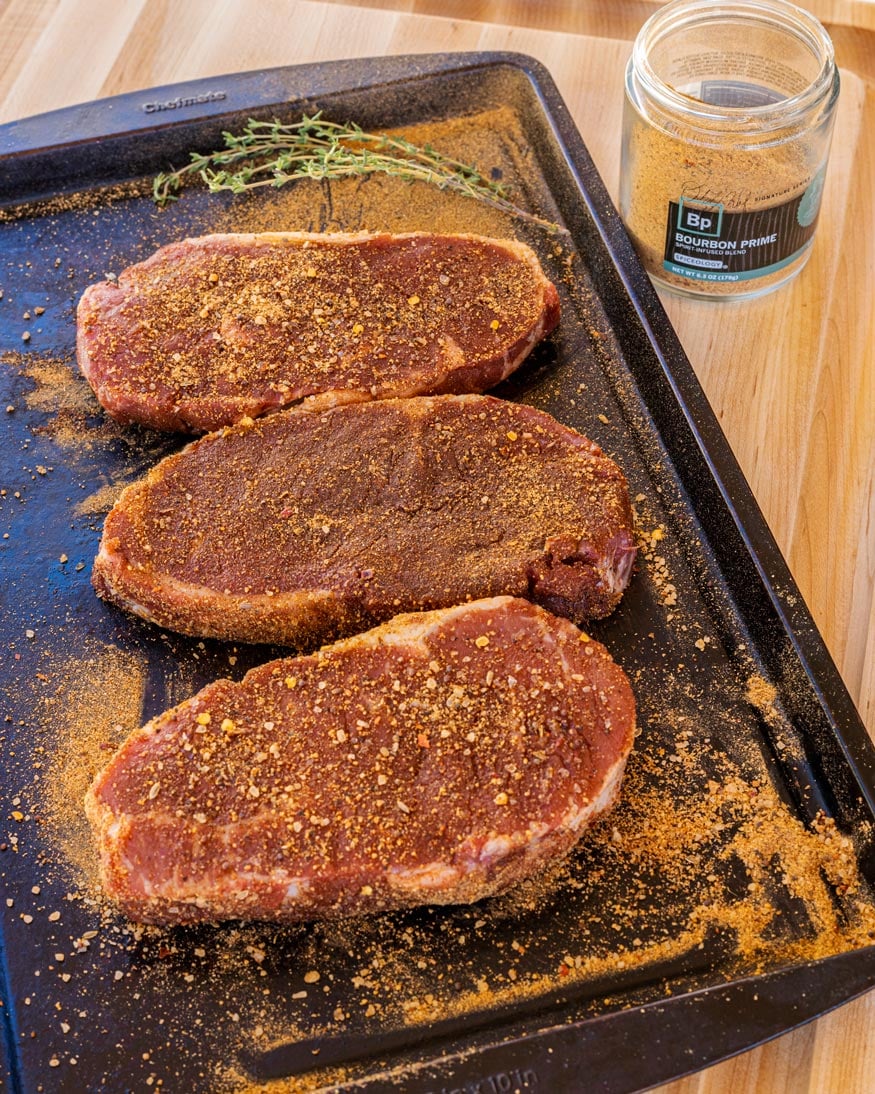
left=76, top=231, right=561, bottom=432
left=92, top=395, right=637, bottom=645
left=85, top=596, right=637, bottom=925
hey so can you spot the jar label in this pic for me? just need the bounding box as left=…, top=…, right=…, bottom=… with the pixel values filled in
left=661, top=170, right=826, bottom=283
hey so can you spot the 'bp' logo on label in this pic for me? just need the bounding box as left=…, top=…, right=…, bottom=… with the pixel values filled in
left=677, top=198, right=724, bottom=238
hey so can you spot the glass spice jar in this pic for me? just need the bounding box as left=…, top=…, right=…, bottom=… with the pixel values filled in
left=619, top=0, right=840, bottom=299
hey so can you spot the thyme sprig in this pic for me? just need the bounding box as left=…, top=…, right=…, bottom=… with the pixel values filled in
left=153, top=113, right=564, bottom=232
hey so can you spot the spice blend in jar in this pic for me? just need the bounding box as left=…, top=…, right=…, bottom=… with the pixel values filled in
left=620, top=0, right=839, bottom=299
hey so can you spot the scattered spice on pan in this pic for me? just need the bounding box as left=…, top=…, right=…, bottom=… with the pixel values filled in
left=11, top=351, right=91, bottom=416
left=73, top=482, right=128, bottom=518
left=199, top=108, right=561, bottom=252
left=6, top=350, right=178, bottom=516
left=636, top=517, right=678, bottom=610
left=152, top=111, right=565, bottom=235
left=40, top=643, right=147, bottom=889
left=0, top=181, right=158, bottom=225
left=746, top=672, right=779, bottom=715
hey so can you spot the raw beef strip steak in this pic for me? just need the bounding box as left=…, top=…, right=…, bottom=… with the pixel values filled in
left=77, top=231, right=561, bottom=432
left=85, top=597, right=636, bottom=925
left=92, top=394, right=637, bottom=645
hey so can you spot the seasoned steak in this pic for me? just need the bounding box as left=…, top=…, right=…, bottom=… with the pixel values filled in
left=92, top=395, right=637, bottom=645
left=85, top=597, right=636, bottom=925
left=76, top=231, right=560, bottom=433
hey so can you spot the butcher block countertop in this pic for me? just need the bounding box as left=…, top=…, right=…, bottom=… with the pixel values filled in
left=2, top=2, right=874, bottom=1091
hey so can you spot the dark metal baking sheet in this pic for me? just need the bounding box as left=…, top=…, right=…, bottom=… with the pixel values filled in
left=2, top=53, right=875, bottom=1094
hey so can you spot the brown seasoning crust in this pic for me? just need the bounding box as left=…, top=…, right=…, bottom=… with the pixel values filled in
left=91, top=395, right=638, bottom=645
left=76, top=231, right=561, bottom=433
left=83, top=596, right=636, bottom=926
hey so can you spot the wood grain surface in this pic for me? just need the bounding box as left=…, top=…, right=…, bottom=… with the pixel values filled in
left=2, top=2, right=874, bottom=1092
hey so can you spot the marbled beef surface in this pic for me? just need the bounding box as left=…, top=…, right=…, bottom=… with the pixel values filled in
left=92, top=395, right=637, bottom=645
left=77, top=231, right=560, bottom=433
left=85, top=597, right=636, bottom=925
